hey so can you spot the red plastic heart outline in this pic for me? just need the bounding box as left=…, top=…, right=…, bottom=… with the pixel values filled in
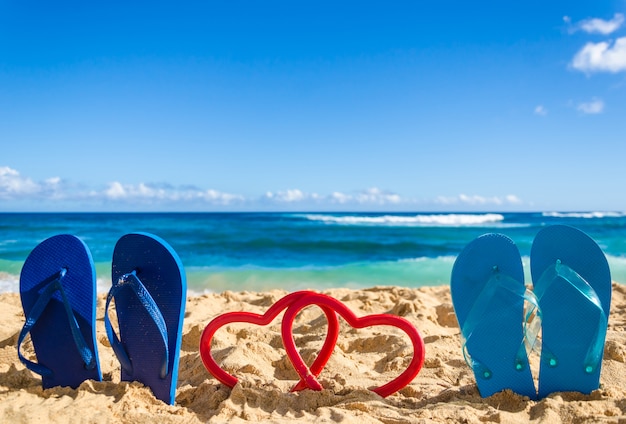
left=282, top=292, right=425, bottom=398
left=199, top=291, right=340, bottom=391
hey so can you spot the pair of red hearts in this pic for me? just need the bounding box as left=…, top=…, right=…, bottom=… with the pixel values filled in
left=199, top=291, right=425, bottom=398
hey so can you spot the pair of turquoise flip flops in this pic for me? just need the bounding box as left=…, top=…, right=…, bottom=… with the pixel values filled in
left=451, top=225, right=611, bottom=400
left=17, top=233, right=186, bottom=405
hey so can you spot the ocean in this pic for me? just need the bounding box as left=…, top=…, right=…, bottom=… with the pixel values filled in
left=1, top=212, right=625, bottom=294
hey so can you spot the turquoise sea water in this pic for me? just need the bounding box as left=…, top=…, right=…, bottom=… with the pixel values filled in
left=1, top=212, right=626, bottom=294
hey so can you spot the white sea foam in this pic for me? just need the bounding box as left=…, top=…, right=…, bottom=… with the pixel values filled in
left=304, top=213, right=505, bottom=226
left=0, top=272, right=19, bottom=293
left=542, top=211, right=626, bottom=219
left=96, top=278, right=111, bottom=294
left=400, top=256, right=457, bottom=263
left=607, top=255, right=626, bottom=284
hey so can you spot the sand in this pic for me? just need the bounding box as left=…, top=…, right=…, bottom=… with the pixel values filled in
left=2, top=284, right=626, bottom=423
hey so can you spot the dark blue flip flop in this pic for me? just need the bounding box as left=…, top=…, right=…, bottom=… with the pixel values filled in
left=451, top=233, right=537, bottom=399
left=531, top=225, right=611, bottom=398
left=105, top=233, right=186, bottom=405
left=18, top=234, right=102, bottom=389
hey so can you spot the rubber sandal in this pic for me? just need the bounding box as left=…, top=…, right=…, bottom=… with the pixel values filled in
left=105, top=233, right=186, bottom=405
left=531, top=225, right=611, bottom=398
left=18, top=234, right=101, bottom=389
left=451, top=233, right=537, bottom=399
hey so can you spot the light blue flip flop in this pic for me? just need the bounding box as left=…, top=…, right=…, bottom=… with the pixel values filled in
left=18, top=234, right=102, bottom=389
left=531, top=225, right=611, bottom=398
left=451, top=233, right=537, bottom=399
left=105, top=233, right=186, bottom=405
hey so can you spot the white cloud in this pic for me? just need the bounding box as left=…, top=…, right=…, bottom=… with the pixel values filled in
left=3, top=167, right=407, bottom=208
left=504, top=195, right=522, bottom=204
left=353, top=187, right=402, bottom=204
left=326, top=188, right=403, bottom=205
left=571, top=37, right=626, bottom=73
left=103, top=182, right=167, bottom=200
left=104, top=181, right=127, bottom=199
left=329, top=191, right=351, bottom=204
left=200, top=189, right=245, bottom=204
left=0, top=167, right=71, bottom=203
left=263, top=189, right=309, bottom=203
left=263, top=187, right=403, bottom=206
left=102, top=181, right=244, bottom=205
left=534, top=105, right=548, bottom=116
left=577, top=98, right=605, bottom=114
left=0, top=166, right=40, bottom=198
left=1, top=166, right=528, bottom=211
left=435, top=194, right=522, bottom=206
left=567, top=13, right=625, bottom=35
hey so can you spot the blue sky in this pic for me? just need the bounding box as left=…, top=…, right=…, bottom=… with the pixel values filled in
left=1, top=1, right=626, bottom=212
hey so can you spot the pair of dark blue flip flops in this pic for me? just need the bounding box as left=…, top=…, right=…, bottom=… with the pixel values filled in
left=18, top=233, right=186, bottom=405
left=451, top=225, right=611, bottom=400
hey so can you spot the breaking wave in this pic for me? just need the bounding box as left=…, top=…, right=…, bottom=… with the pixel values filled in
left=542, top=212, right=626, bottom=219
left=303, top=213, right=505, bottom=226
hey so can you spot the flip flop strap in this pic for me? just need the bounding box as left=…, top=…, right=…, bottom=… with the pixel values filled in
left=18, top=268, right=97, bottom=377
left=461, top=268, right=540, bottom=379
left=105, top=270, right=170, bottom=379
left=534, top=261, right=608, bottom=374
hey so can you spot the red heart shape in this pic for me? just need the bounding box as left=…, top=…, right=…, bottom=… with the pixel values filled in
left=199, top=291, right=340, bottom=391
left=281, top=292, right=425, bottom=398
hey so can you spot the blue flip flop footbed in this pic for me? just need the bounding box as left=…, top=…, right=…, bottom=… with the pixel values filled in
left=106, top=233, right=186, bottom=405
left=451, top=233, right=537, bottom=399
left=18, top=234, right=102, bottom=389
left=531, top=225, right=611, bottom=398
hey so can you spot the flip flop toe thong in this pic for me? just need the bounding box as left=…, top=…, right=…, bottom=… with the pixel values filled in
left=451, top=233, right=537, bottom=399
left=105, top=233, right=186, bottom=405
left=531, top=225, right=611, bottom=398
left=18, top=234, right=102, bottom=389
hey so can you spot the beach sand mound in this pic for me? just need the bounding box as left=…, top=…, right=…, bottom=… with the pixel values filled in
left=2, top=284, right=626, bottom=423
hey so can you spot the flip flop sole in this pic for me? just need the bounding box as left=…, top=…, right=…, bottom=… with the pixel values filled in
left=531, top=225, right=611, bottom=398
left=451, top=233, right=536, bottom=399
left=111, top=233, right=186, bottom=404
left=19, top=234, right=101, bottom=389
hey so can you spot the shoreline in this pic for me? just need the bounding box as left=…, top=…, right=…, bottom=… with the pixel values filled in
left=2, top=284, right=626, bottom=422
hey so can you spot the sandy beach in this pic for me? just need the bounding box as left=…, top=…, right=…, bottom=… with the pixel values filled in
left=2, top=284, right=626, bottom=423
